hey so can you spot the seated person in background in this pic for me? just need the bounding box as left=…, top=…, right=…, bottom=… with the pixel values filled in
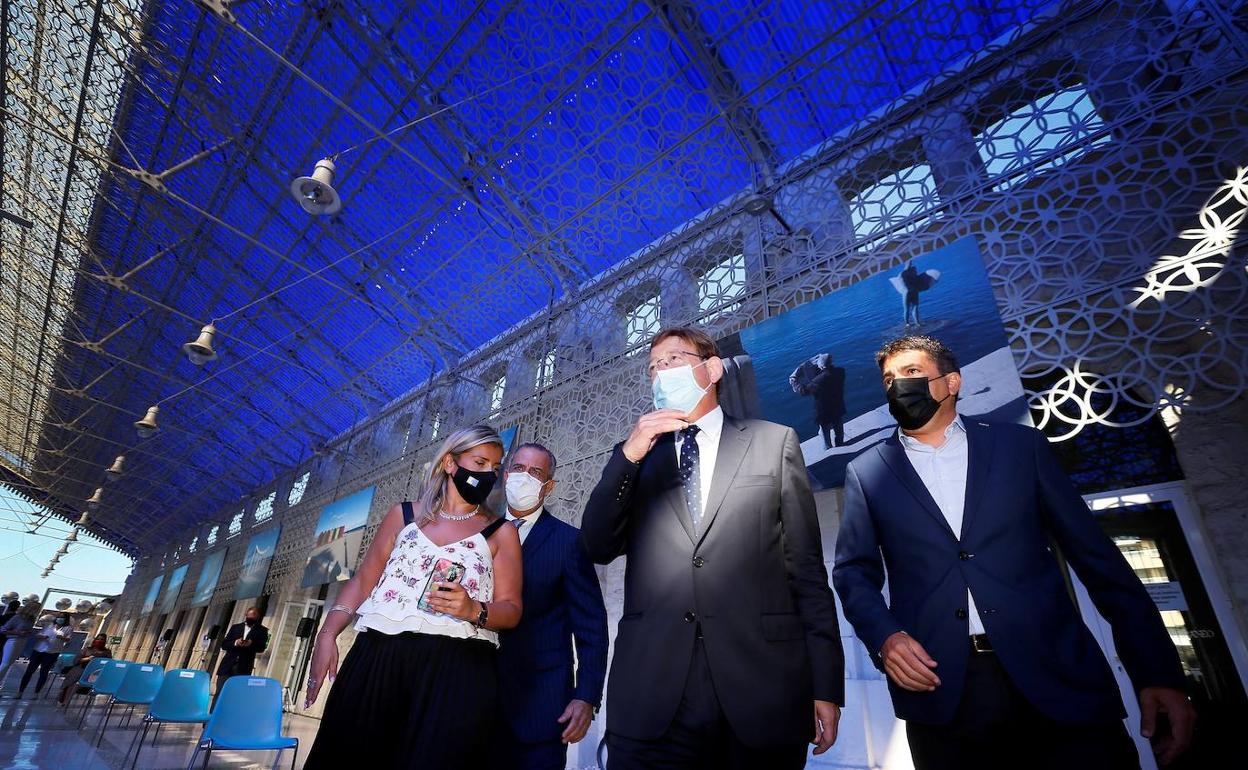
left=57, top=633, right=113, bottom=706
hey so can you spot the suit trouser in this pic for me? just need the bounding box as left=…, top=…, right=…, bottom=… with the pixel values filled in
left=492, top=726, right=568, bottom=770
left=906, top=650, right=1140, bottom=770
left=18, top=650, right=59, bottom=693
left=606, top=638, right=808, bottom=770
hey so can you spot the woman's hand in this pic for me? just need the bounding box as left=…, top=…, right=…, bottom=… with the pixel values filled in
left=303, top=632, right=340, bottom=708
left=425, top=578, right=477, bottom=621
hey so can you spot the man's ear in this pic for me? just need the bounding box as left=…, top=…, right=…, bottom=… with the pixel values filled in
left=705, top=355, right=725, bottom=385
left=946, top=371, right=962, bottom=398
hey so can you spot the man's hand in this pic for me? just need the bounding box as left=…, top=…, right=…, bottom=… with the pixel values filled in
left=557, top=698, right=594, bottom=744
left=811, top=700, right=840, bottom=755
left=621, top=409, right=690, bottom=462
left=881, top=631, right=940, bottom=692
left=1140, top=686, right=1196, bottom=765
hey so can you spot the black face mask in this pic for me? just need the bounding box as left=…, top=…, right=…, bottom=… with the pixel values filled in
left=244, top=618, right=258, bottom=627
left=451, top=463, right=497, bottom=506
left=887, top=375, right=952, bottom=431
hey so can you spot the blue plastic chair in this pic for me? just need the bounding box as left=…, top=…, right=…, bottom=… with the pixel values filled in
left=184, top=676, right=297, bottom=770
left=63, top=656, right=111, bottom=711
left=94, top=663, right=164, bottom=746
left=76, top=659, right=131, bottom=728
left=41, top=651, right=79, bottom=700
left=125, top=668, right=211, bottom=770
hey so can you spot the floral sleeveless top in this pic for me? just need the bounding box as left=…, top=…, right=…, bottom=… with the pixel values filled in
left=355, top=506, right=499, bottom=647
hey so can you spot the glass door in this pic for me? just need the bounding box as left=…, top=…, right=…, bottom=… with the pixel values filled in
left=1072, top=482, right=1248, bottom=769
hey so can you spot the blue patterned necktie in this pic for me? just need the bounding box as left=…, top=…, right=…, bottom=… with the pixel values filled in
left=679, top=425, right=702, bottom=532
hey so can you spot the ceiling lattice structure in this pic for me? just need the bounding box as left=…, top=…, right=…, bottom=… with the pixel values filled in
left=1, top=0, right=1115, bottom=554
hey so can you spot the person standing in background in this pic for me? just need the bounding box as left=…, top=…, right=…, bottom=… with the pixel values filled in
left=0, top=603, right=40, bottom=690
left=18, top=613, right=74, bottom=695
left=495, top=442, right=609, bottom=770
left=213, top=606, right=269, bottom=706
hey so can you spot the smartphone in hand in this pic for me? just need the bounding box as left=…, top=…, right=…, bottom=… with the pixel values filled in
left=417, top=558, right=466, bottom=614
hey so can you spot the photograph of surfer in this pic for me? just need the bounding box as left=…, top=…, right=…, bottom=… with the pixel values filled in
left=893, top=260, right=941, bottom=325
left=789, top=353, right=847, bottom=449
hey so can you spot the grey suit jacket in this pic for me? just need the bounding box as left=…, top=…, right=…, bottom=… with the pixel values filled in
left=581, top=415, right=844, bottom=748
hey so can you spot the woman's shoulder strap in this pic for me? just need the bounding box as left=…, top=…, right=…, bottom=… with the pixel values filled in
left=400, top=501, right=416, bottom=526
left=479, top=516, right=508, bottom=540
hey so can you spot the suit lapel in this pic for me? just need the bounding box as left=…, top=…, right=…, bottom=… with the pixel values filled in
left=960, top=421, right=994, bottom=537
left=649, top=432, right=696, bottom=543
left=520, top=508, right=556, bottom=556
left=877, top=436, right=957, bottom=539
left=695, top=417, right=751, bottom=547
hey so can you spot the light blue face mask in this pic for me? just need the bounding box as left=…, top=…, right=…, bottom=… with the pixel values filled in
left=652, top=362, right=710, bottom=413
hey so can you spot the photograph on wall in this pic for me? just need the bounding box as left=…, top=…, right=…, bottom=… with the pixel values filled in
left=191, top=549, right=227, bottom=607
left=738, top=235, right=1027, bottom=490
left=301, top=486, right=375, bottom=587
left=140, top=574, right=164, bottom=615
left=158, top=564, right=189, bottom=615
left=235, top=527, right=281, bottom=599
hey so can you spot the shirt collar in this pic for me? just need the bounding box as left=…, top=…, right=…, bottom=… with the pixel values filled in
left=692, top=406, right=724, bottom=442
left=506, top=505, right=545, bottom=528
left=898, top=414, right=965, bottom=451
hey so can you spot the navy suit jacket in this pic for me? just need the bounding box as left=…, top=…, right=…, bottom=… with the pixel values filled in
left=497, top=509, right=609, bottom=744
left=833, top=419, right=1185, bottom=725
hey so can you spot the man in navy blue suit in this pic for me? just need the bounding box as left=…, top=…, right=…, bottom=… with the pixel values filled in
left=495, top=442, right=608, bottom=770
left=833, top=335, right=1196, bottom=769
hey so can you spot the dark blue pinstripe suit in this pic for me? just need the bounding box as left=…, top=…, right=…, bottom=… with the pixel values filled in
left=496, top=509, right=609, bottom=769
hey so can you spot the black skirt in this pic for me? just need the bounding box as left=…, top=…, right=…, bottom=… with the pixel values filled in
left=304, top=629, right=498, bottom=770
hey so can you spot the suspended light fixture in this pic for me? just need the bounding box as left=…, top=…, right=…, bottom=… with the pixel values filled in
left=55, top=544, right=69, bottom=556
left=741, top=191, right=773, bottom=215
left=55, top=597, right=72, bottom=610
left=105, top=454, right=125, bottom=478
left=86, top=487, right=104, bottom=511
left=76, top=512, right=90, bottom=526
left=134, top=405, right=160, bottom=438
left=66, top=528, right=79, bottom=542
left=182, top=323, right=219, bottom=365
left=289, top=157, right=342, bottom=214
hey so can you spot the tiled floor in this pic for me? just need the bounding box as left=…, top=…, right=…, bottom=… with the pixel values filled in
left=0, top=662, right=313, bottom=769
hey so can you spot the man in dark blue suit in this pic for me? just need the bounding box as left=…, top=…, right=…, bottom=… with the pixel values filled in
left=495, top=442, right=608, bottom=770
left=833, top=335, right=1196, bottom=769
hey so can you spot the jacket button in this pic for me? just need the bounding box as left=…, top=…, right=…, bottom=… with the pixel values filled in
left=692, top=556, right=705, bottom=568
left=955, top=609, right=967, bottom=619
left=683, top=612, right=696, bottom=623
left=958, top=551, right=972, bottom=561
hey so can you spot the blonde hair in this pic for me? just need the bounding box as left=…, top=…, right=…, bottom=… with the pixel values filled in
left=415, top=424, right=504, bottom=525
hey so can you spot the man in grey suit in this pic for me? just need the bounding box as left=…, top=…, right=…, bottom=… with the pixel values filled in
left=581, top=326, right=844, bottom=769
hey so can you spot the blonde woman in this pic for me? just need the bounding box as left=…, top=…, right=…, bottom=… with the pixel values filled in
left=0, top=602, right=40, bottom=689
left=304, top=425, right=523, bottom=769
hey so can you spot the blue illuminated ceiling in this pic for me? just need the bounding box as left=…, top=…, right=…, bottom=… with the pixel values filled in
left=12, top=0, right=1051, bottom=553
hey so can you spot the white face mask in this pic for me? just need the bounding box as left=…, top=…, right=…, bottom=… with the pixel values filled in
left=652, top=363, right=710, bottom=413
left=505, top=472, right=546, bottom=512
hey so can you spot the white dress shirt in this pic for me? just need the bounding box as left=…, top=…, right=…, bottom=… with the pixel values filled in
left=505, top=506, right=545, bottom=545
left=898, top=415, right=986, bottom=636
left=674, top=406, right=724, bottom=519
left=241, top=623, right=252, bottom=641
